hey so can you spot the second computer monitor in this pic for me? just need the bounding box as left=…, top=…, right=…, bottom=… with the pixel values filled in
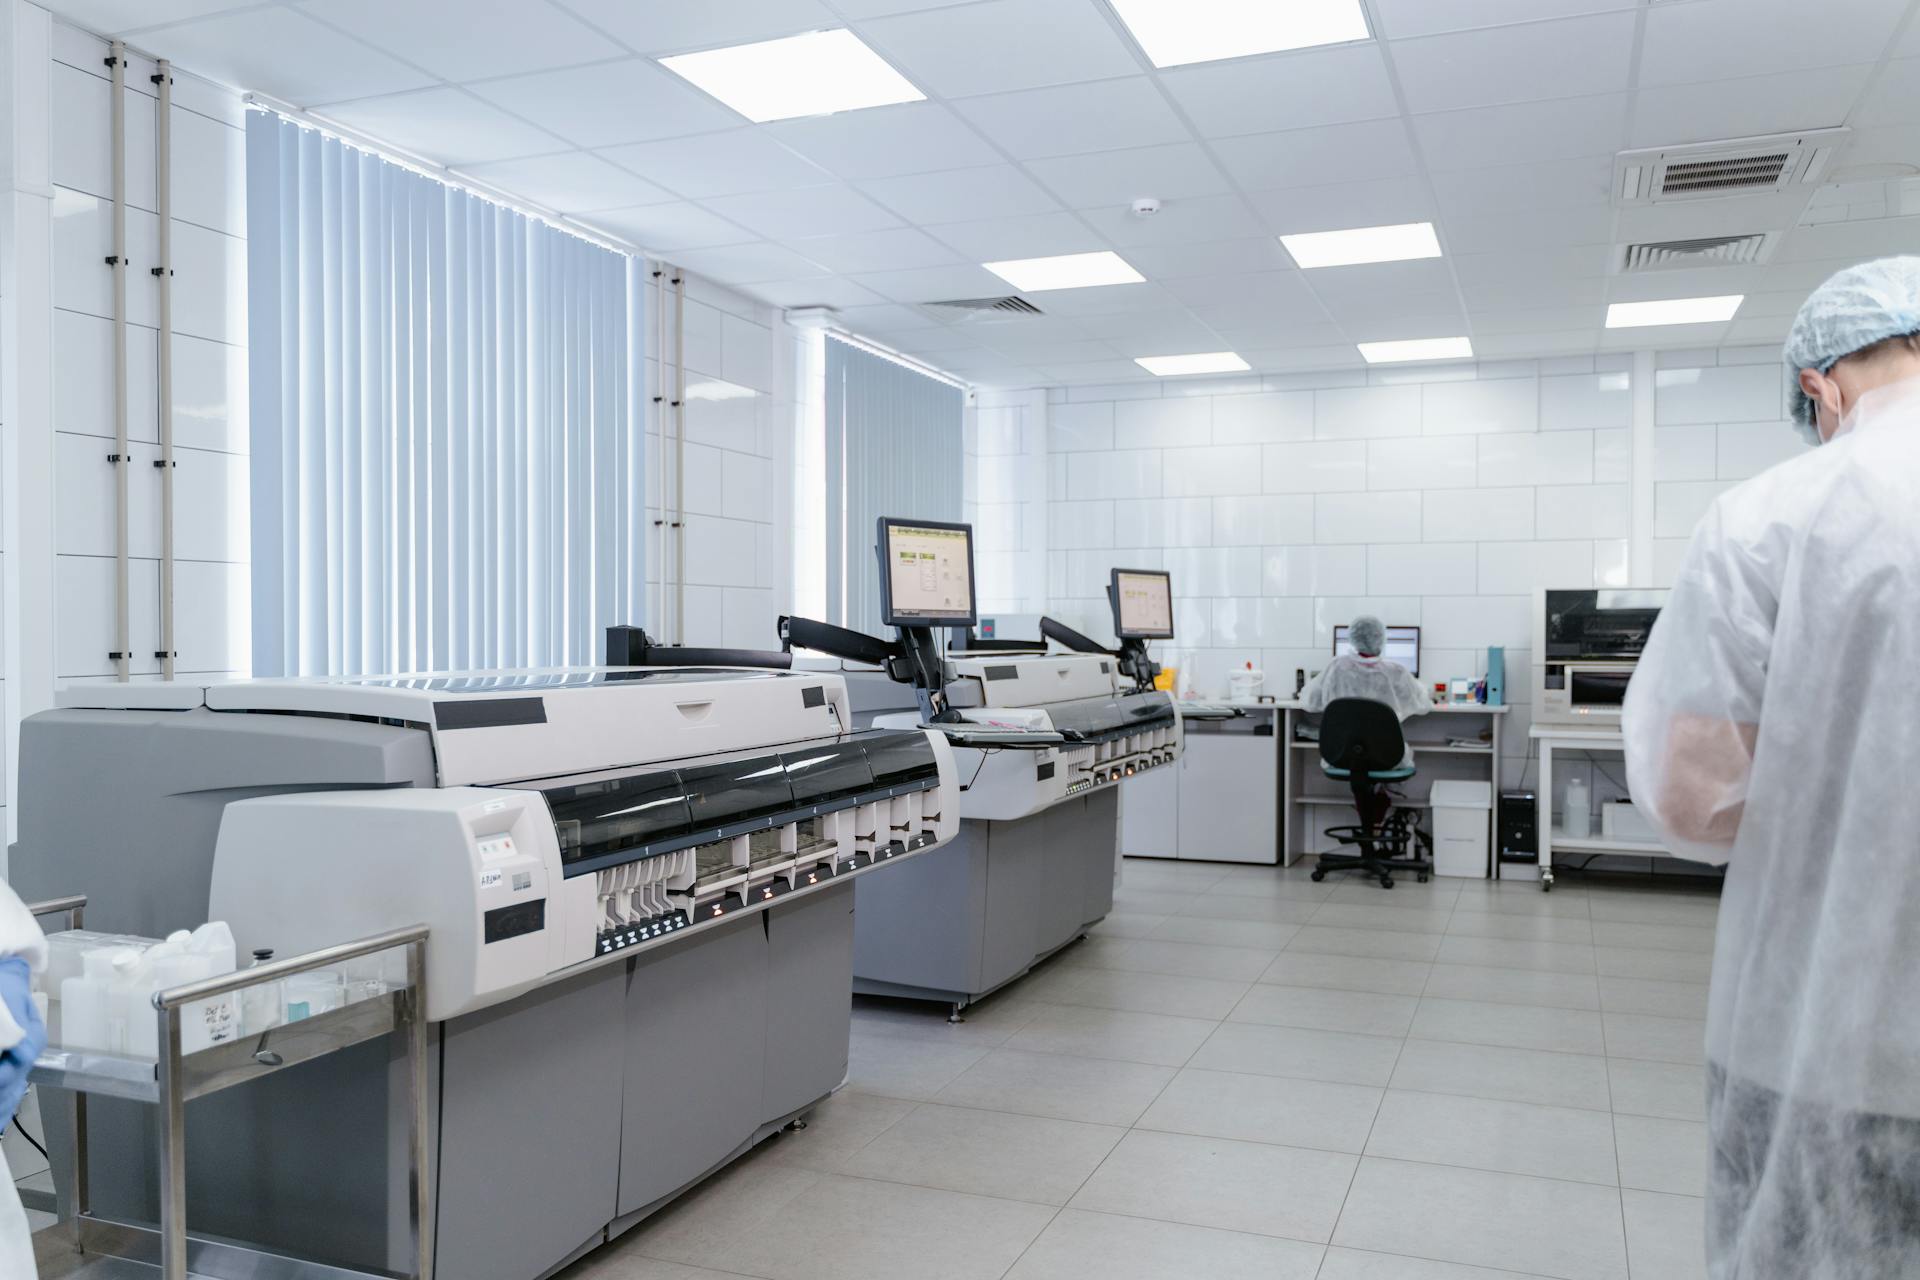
left=1110, top=568, right=1174, bottom=640
left=877, top=517, right=978, bottom=628
left=1333, top=624, right=1421, bottom=677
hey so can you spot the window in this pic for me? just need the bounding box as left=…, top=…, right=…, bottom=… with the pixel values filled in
left=246, top=111, right=644, bottom=675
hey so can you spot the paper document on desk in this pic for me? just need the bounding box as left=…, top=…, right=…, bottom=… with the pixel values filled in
left=957, top=707, right=1051, bottom=733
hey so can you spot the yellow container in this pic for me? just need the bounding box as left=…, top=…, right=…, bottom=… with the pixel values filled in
left=1153, top=667, right=1177, bottom=692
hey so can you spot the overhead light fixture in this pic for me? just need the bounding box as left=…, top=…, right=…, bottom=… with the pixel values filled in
left=1110, top=0, right=1370, bottom=67
left=1135, top=352, right=1250, bottom=376
left=1358, top=337, right=1473, bottom=364
left=1280, top=222, right=1442, bottom=269
left=1605, top=295, right=1745, bottom=328
left=982, top=250, right=1144, bottom=292
left=659, top=29, right=923, bottom=123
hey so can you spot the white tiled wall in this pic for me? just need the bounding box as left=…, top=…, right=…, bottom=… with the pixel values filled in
left=971, top=388, right=1048, bottom=616
left=49, top=26, right=250, bottom=681
left=645, top=272, right=792, bottom=653
left=962, top=347, right=1812, bottom=798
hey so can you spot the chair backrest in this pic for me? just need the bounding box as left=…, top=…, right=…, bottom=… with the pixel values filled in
left=1319, top=698, right=1408, bottom=773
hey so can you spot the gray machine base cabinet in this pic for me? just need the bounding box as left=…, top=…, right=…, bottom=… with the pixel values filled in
left=852, top=789, right=1118, bottom=1008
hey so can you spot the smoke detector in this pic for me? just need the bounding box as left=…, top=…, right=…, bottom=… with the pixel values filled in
left=1615, top=129, right=1849, bottom=205
left=1131, top=196, right=1162, bottom=217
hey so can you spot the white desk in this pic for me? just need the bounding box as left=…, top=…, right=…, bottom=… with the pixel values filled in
left=1281, top=701, right=1509, bottom=871
left=1524, top=724, right=1674, bottom=891
left=1122, top=702, right=1282, bottom=864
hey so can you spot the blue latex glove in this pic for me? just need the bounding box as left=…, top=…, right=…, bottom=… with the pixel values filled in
left=0, top=956, right=46, bottom=1132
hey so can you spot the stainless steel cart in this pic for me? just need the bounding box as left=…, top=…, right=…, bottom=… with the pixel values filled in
left=24, top=897, right=433, bottom=1280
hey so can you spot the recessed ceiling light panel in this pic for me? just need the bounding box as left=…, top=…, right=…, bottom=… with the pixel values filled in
left=1135, top=352, right=1250, bottom=376
left=1605, top=295, right=1745, bottom=328
left=659, top=30, right=924, bottom=124
left=1280, top=222, right=1442, bottom=269
left=1110, top=0, right=1371, bottom=68
left=983, top=251, right=1145, bottom=292
left=1357, top=337, right=1473, bottom=364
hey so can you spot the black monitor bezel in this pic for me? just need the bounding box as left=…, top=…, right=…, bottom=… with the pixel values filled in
left=1109, top=567, right=1175, bottom=641
left=875, top=516, right=979, bottom=629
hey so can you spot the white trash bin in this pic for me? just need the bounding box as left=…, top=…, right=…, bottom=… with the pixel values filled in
left=1430, top=780, right=1493, bottom=878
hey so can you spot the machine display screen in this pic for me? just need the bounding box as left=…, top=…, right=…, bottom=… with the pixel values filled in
left=1543, top=589, right=1667, bottom=660
left=484, top=898, right=545, bottom=944
left=1111, top=569, right=1174, bottom=640
left=1333, top=625, right=1421, bottom=677
left=878, top=519, right=976, bottom=627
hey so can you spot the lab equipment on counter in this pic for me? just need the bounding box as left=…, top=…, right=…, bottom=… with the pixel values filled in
left=1229, top=662, right=1265, bottom=701
left=1533, top=588, right=1667, bottom=726
left=1601, top=800, right=1656, bottom=842
left=1334, top=623, right=1421, bottom=676
left=782, top=525, right=1178, bottom=1017
left=13, top=655, right=962, bottom=1280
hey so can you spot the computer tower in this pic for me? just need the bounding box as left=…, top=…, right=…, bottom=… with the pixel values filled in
left=1498, top=791, right=1538, bottom=862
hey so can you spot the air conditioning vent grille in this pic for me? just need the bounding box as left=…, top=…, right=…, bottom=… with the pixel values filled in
left=1661, top=153, right=1791, bottom=195
left=1621, top=233, right=1773, bottom=272
left=927, top=295, right=1042, bottom=315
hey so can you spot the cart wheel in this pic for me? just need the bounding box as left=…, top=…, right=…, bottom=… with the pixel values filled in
left=1380, top=876, right=1394, bottom=889
left=1541, top=877, right=1554, bottom=893
left=1310, top=869, right=1326, bottom=882
left=1417, top=874, right=1429, bottom=884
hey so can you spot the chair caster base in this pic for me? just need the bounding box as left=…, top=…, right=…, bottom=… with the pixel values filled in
left=1310, top=869, right=1327, bottom=882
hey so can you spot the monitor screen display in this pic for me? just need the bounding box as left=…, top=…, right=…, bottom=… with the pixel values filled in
left=878, top=518, right=976, bottom=627
left=1333, top=624, right=1421, bottom=677
left=1111, top=568, right=1174, bottom=640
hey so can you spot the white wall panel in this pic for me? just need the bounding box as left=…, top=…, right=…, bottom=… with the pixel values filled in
left=1049, top=400, right=1115, bottom=451
left=1212, top=596, right=1312, bottom=647
left=1425, top=487, right=1534, bottom=541
left=1652, top=424, right=1716, bottom=481
left=1212, top=390, right=1313, bottom=444
left=1049, top=500, right=1116, bottom=549
left=1068, top=449, right=1163, bottom=500
left=1114, top=395, right=1210, bottom=449
left=1367, top=435, right=1478, bottom=491
left=1422, top=595, right=1531, bottom=652
left=1654, top=364, right=1781, bottom=425
left=173, top=560, right=251, bottom=673
left=1314, top=383, right=1421, bottom=439
left=1263, top=440, right=1367, bottom=493
left=1213, top=494, right=1314, bottom=546
left=1477, top=541, right=1597, bottom=595
left=1717, top=420, right=1806, bottom=479
left=54, top=310, right=158, bottom=442
left=1654, top=480, right=1734, bottom=539
left=1263, top=544, right=1368, bottom=597
left=172, top=446, right=248, bottom=563
left=1162, top=546, right=1262, bottom=596
left=1114, top=497, right=1212, bottom=547
left=1315, top=491, right=1423, bottom=544
left=1162, top=443, right=1263, bottom=497
left=1366, top=542, right=1477, bottom=596
left=1477, top=430, right=1594, bottom=487
left=1422, top=377, right=1539, bottom=436
left=1540, top=371, right=1629, bottom=430
left=1535, top=484, right=1628, bottom=539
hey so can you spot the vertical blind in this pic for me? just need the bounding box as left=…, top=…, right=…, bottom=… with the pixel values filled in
left=824, top=336, right=965, bottom=634
left=246, top=111, right=644, bottom=677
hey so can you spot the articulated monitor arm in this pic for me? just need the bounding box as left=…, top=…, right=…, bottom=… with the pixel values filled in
left=1040, top=616, right=1107, bottom=655
left=1039, top=616, right=1161, bottom=694
left=779, top=615, right=960, bottom=721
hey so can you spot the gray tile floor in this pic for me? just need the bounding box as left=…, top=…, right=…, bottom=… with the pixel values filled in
left=573, top=859, right=1713, bottom=1279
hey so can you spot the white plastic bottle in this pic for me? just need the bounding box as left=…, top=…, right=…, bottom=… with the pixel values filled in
left=1565, top=774, right=1592, bottom=839
left=241, top=948, right=284, bottom=1036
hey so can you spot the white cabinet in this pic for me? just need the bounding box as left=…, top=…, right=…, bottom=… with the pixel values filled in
left=1120, top=708, right=1281, bottom=865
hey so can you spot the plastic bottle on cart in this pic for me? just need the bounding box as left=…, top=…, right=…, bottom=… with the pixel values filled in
left=1564, top=774, right=1592, bottom=839
left=241, top=948, right=284, bottom=1035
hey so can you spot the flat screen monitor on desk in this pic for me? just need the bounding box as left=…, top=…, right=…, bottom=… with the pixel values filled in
left=1333, top=624, right=1420, bottom=678
left=1110, top=568, right=1174, bottom=640
left=877, top=517, right=977, bottom=628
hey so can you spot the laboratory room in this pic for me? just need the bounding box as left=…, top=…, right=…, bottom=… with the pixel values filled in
left=3, top=2, right=1920, bottom=1279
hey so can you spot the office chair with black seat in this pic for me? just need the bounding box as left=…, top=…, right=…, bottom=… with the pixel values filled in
left=1313, top=697, right=1433, bottom=889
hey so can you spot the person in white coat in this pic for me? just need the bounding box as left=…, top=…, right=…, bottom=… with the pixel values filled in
left=0, top=879, right=48, bottom=1278
left=1623, top=256, right=1920, bottom=1277
left=1303, top=614, right=1430, bottom=825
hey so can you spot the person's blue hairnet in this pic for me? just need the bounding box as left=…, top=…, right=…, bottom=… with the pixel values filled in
left=1783, top=256, right=1920, bottom=443
left=1349, top=614, right=1386, bottom=656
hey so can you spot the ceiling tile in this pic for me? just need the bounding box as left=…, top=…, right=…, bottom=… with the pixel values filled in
left=1389, top=12, right=1637, bottom=114
left=305, top=0, right=619, bottom=82
left=468, top=59, right=741, bottom=148
left=952, top=77, right=1190, bottom=159
left=1188, top=297, right=1332, bottom=330
left=1247, top=344, right=1365, bottom=371
left=1027, top=281, right=1180, bottom=316
left=1305, top=258, right=1459, bottom=304
left=1462, top=276, right=1606, bottom=309
left=832, top=0, right=979, bottom=15
left=835, top=302, right=947, bottom=331
left=1603, top=265, right=1766, bottom=303
left=992, top=339, right=1124, bottom=365
left=669, top=242, right=833, bottom=285
left=1247, top=176, right=1435, bottom=236
left=702, top=184, right=903, bottom=239
left=133, top=7, right=436, bottom=104
left=1470, top=305, right=1600, bottom=335
left=1474, top=331, right=1598, bottom=358
left=1639, top=0, right=1909, bottom=86
left=1041, top=359, right=1158, bottom=383
left=1838, top=124, right=1920, bottom=172
left=1629, top=65, right=1872, bottom=149
left=1022, top=142, right=1232, bottom=209
left=1612, top=191, right=1811, bottom=244
left=1371, top=0, right=1637, bottom=39
left=1430, top=155, right=1614, bottom=218
left=1776, top=213, right=1920, bottom=263
left=45, top=0, right=257, bottom=36
left=554, top=0, right=838, bottom=55
left=858, top=0, right=1143, bottom=97
left=1076, top=311, right=1227, bottom=346
left=1902, top=14, right=1920, bottom=58
left=1214, top=321, right=1350, bottom=348
left=857, top=164, right=1062, bottom=223
left=781, top=227, right=964, bottom=273
left=458, top=152, right=676, bottom=212
left=1160, top=43, right=1399, bottom=139
left=320, top=88, right=567, bottom=166
left=1162, top=270, right=1321, bottom=310
left=580, top=200, right=755, bottom=251
left=847, top=263, right=1015, bottom=302
left=1121, top=237, right=1294, bottom=279
left=1854, top=59, right=1920, bottom=128
left=766, top=102, right=1000, bottom=180
left=1078, top=192, right=1265, bottom=246
left=596, top=129, right=832, bottom=199
left=746, top=278, right=890, bottom=309
left=1413, top=94, right=1629, bottom=172
left=1451, top=245, right=1613, bottom=286
left=1209, top=119, right=1420, bottom=190
left=1441, top=203, right=1616, bottom=255
left=925, top=211, right=1110, bottom=260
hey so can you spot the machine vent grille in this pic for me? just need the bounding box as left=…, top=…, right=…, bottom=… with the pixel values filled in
left=1620, top=233, right=1772, bottom=272
left=926, top=295, right=1043, bottom=316
left=1614, top=129, right=1848, bottom=206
